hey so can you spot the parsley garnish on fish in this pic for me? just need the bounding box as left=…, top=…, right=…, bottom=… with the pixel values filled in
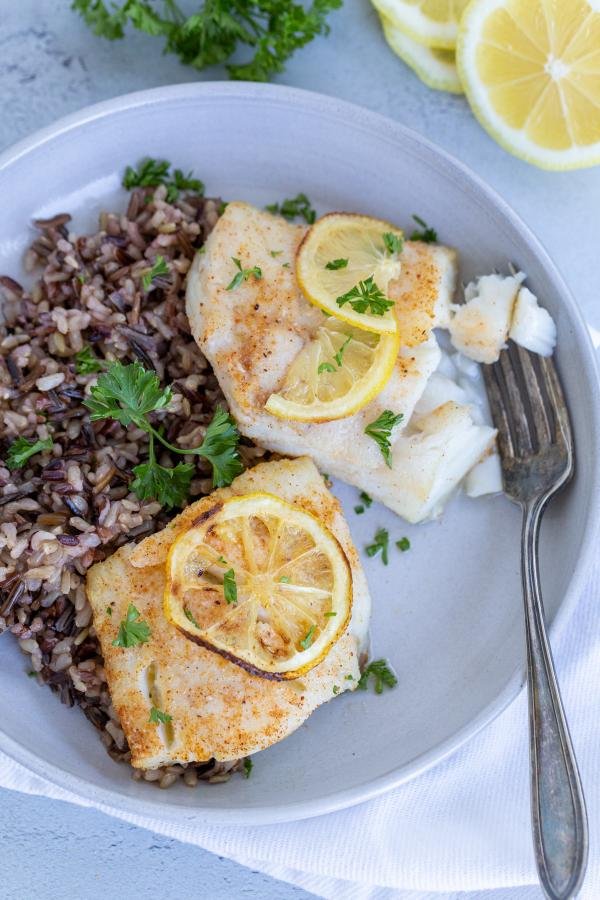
left=226, top=257, right=263, bottom=290
left=364, top=410, right=403, bottom=467
left=142, top=255, right=170, bottom=292
left=325, top=257, right=348, bottom=270
left=382, top=231, right=403, bottom=255
left=332, top=685, right=340, bottom=694
left=317, top=361, right=337, bottom=374
left=396, top=537, right=411, bottom=552
left=336, top=276, right=394, bottom=317
left=184, top=608, right=201, bottom=629
left=112, top=603, right=151, bottom=648
left=365, top=527, right=390, bottom=565
left=6, top=436, right=53, bottom=471
left=279, top=576, right=291, bottom=583
left=324, top=611, right=337, bottom=617
left=72, top=1, right=342, bottom=83
left=121, top=157, right=204, bottom=202
left=223, top=568, right=238, bottom=604
left=266, top=193, right=316, bottom=224
left=243, top=757, right=253, bottom=778
left=149, top=706, right=172, bottom=725
left=357, top=659, right=397, bottom=694
left=74, top=345, right=105, bottom=375
left=354, top=490, right=373, bottom=514
left=300, top=625, right=316, bottom=649
left=84, top=362, right=243, bottom=505
left=333, top=335, right=352, bottom=368
left=410, top=215, right=437, bottom=243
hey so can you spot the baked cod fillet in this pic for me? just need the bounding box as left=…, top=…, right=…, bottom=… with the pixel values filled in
left=186, top=202, right=495, bottom=522
left=86, top=457, right=371, bottom=770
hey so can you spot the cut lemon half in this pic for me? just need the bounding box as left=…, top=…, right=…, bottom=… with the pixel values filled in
left=380, top=14, right=463, bottom=93
left=458, top=0, right=600, bottom=170
left=296, top=213, right=403, bottom=335
left=164, top=493, right=352, bottom=679
left=265, top=318, right=400, bottom=422
left=372, top=0, right=470, bottom=49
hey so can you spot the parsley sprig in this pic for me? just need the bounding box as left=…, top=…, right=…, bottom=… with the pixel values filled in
left=365, top=527, right=390, bottom=565
left=382, top=231, right=403, bottom=255
left=122, top=157, right=204, bottom=202
left=325, top=257, right=348, bottom=270
left=317, top=334, right=352, bottom=375
left=410, top=215, right=437, bottom=243
left=223, top=568, right=238, bottom=605
left=6, top=436, right=53, bottom=471
left=72, top=1, right=342, bottom=83
left=226, top=257, right=262, bottom=291
left=357, top=659, right=398, bottom=694
left=336, top=276, right=394, bottom=317
left=266, top=193, right=316, bottom=224
left=84, top=361, right=243, bottom=506
left=113, top=603, right=151, bottom=648
left=149, top=706, right=172, bottom=725
left=364, top=410, right=403, bottom=467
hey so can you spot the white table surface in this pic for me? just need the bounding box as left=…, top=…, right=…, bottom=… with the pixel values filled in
left=1, top=2, right=598, bottom=899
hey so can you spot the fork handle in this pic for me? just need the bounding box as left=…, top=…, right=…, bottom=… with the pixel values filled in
left=521, top=498, right=588, bottom=899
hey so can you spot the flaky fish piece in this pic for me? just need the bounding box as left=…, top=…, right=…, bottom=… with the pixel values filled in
left=186, top=202, right=495, bottom=522
left=86, top=457, right=371, bottom=769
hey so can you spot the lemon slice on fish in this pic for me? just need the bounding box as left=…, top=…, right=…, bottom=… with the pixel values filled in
left=457, top=0, right=600, bottom=170
left=296, top=213, right=403, bottom=335
left=265, top=317, right=400, bottom=422
left=164, top=493, right=352, bottom=680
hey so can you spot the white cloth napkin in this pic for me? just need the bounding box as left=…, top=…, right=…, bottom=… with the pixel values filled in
left=1, top=547, right=598, bottom=900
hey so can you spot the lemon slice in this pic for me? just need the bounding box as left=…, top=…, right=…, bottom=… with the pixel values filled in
left=380, top=14, right=463, bottom=93
left=164, top=492, right=352, bottom=679
left=458, top=0, right=600, bottom=170
left=265, top=318, right=400, bottom=422
left=372, top=0, right=470, bottom=49
left=296, top=213, right=403, bottom=335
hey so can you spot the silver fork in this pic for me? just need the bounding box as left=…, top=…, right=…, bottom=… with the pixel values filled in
left=483, top=341, right=588, bottom=900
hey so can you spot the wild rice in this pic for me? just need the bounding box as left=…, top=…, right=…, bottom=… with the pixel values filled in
left=0, top=183, right=266, bottom=787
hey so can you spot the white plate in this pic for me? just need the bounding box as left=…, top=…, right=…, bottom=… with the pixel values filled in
left=0, top=83, right=598, bottom=826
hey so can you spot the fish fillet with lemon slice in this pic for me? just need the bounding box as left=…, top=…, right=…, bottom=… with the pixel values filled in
left=186, top=202, right=493, bottom=522
left=86, top=457, right=371, bottom=769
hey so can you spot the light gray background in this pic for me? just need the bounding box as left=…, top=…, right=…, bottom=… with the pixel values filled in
left=0, top=2, right=598, bottom=899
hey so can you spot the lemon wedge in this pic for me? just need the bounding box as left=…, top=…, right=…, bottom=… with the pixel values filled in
left=380, top=13, right=463, bottom=92
left=296, top=213, right=403, bottom=335
left=265, top=317, right=400, bottom=422
left=458, top=0, right=600, bottom=170
left=372, top=0, right=470, bottom=49
left=164, top=493, right=352, bottom=680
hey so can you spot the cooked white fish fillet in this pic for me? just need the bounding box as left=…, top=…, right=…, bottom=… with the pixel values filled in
left=86, top=457, right=371, bottom=769
left=187, top=202, right=492, bottom=522
left=509, top=286, right=556, bottom=356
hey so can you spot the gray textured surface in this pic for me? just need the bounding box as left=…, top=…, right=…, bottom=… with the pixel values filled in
left=0, top=1, right=599, bottom=899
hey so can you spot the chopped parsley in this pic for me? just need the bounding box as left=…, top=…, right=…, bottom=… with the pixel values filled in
left=106, top=606, right=113, bottom=617
left=74, top=345, right=105, bottom=375
left=223, top=568, right=238, bottom=604
left=382, top=231, right=403, bottom=255
left=141, top=255, right=170, bottom=292
left=121, top=157, right=204, bottom=202
left=336, top=276, right=394, bottom=317
left=344, top=673, right=354, bottom=680
left=299, top=625, right=316, bottom=650
left=184, top=607, right=201, bottom=629
left=243, top=757, right=253, bottom=778
left=6, top=436, right=53, bottom=471
left=333, top=335, right=352, bottom=368
left=332, top=685, right=340, bottom=694
left=324, top=611, right=337, bottom=618
left=364, top=410, right=403, bottom=467
left=149, top=706, right=172, bottom=725
left=217, top=555, right=228, bottom=565
left=226, top=257, right=262, bottom=290
left=84, top=362, right=242, bottom=505
left=270, top=249, right=283, bottom=257
left=279, top=576, right=291, bottom=583
left=112, top=603, right=151, bottom=648
left=325, top=257, right=348, bottom=270
left=410, top=215, right=437, bottom=243
left=365, top=527, right=390, bottom=565
left=354, top=489, right=373, bottom=514
left=317, top=361, right=337, bottom=374
left=396, top=537, right=411, bottom=552
left=27, top=670, right=38, bottom=678
left=357, top=659, right=398, bottom=694
left=266, top=193, right=316, bottom=224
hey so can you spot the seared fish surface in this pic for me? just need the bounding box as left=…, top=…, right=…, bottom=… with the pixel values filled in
left=86, top=458, right=371, bottom=769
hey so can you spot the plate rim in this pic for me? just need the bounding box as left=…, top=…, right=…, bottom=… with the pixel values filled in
left=0, top=80, right=598, bottom=826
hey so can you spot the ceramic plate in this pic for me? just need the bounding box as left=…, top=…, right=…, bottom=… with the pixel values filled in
left=0, top=83, right=598, bottom=825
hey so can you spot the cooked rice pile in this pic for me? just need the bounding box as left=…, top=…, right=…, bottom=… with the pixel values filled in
left=0, top=186, right=267, bottom=789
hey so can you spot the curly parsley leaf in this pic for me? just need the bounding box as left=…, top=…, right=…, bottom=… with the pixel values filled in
left=142, top=255, right=170, bottom=292
left=72, top=1, right=341, bottom=83
left=149, top=706, right=173, bottom=724
left=357, top=659, right=398, bottom=694
left=197, top=407, right=244, bottom=488
left=336, top=276, right=394, bottom=317
left=223, top=568, right=238, bottom=604
left=122, top=157, right=204, bottom=201
left=365, top=527, right=389, bottom=565
left=112, top=603, right=151, bottom=648
left=317, top=361, right=336, bottom=375
left=396, top=536, right=411, bottom=552
left=382, top=231, right=403, bottom=255
left=226, top=257, right=262, bottom=291
left=300, top=625, right=316, bottom=649
left=6, top=436, right=54, bottom=471
left=84, top=361, right=172, bottom=427
left=266, top=192, right=316, bottom=224
left=364, top=409, right=403, bottom=467
left=325, top=257, right=348, bottom=270
left=74, top=345, right=105, bottom=375
left=132, top=457, right=194, bottom=509
left=410, top=215, right=437, bottom=243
